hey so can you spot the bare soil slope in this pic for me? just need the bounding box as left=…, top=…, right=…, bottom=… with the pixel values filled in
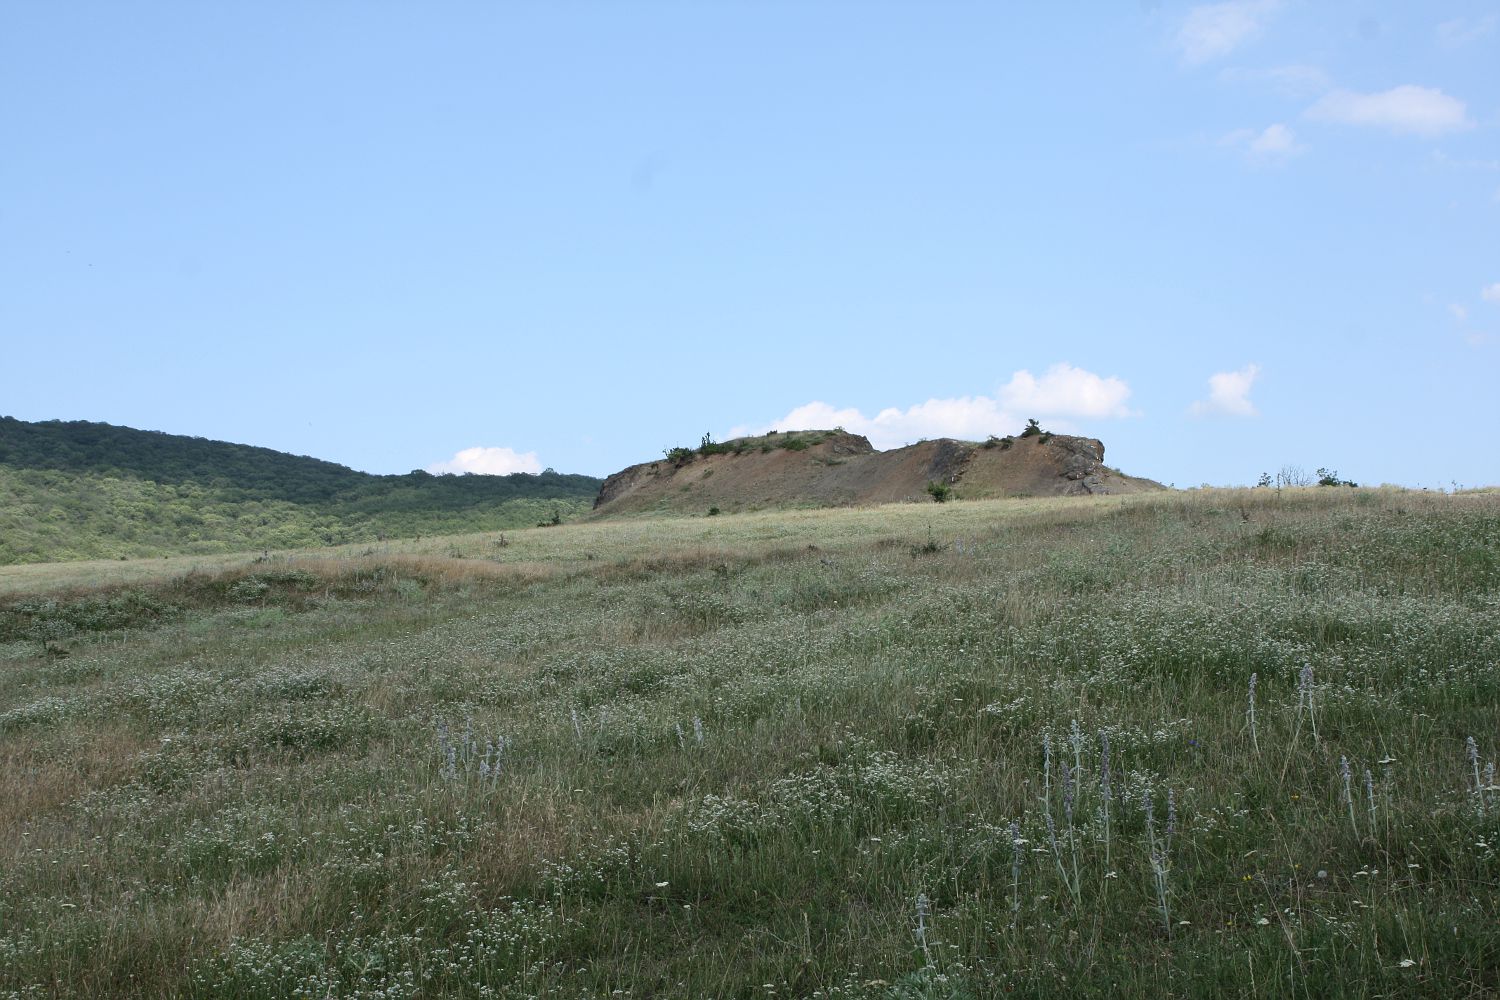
left=591, top=430, right=1163, bottom=517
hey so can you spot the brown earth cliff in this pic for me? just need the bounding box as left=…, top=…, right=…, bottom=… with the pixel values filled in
left=590, top=430, right=1163, bottom=517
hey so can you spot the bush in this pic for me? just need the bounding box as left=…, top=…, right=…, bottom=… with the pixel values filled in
left=698, top=433, right=733, bottom=457
left=664, top=446, right=695, bottom=465
left=1020, top=418, right=1043, bottom=438
left=707, top=506, right=721, bottom=517
left=926, top=481, right=952, bottom=503
left=1316, top=468, right=1358, bottom=488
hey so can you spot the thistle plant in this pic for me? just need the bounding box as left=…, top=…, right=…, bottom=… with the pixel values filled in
left=1063, top=761, right=1081, bottom=902
left=1300, top=663, right=1319, bottom=744
left=1340, top=756, right=1357, bottom=836
left=1364, top=767, right=1377, bottom=834
left=1099, top=730, right=1113, bottom=870
left=1044, top=807, right=1066, bottom=899
left=1166, top=788, right=1176, bottom=859
left=1040, top=733, right=1080, bottom=907
left=1246, top=672, right=1259, bottom=754
left=1008, top=821, right=1024, bottom=930
left=1143, top=788, right=1172, bottom=935
left=1281, top=664, right=1318, bottom=783
left=1467, top=737, right=1485, bottom=816
left=1042, top=732, right=1053, bottom=812
left=476, top=738, right=505, bottom=781
left=913, top=893, right=933, bottom=967
left=435, top=717, right=503, bottom=783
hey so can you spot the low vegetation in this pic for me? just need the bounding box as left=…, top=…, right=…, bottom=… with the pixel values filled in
left=664, top=430, right=833, bottom=466
left=1, top=488, right=1497, bottom=997
left=0, top=419, right=600, bottom=564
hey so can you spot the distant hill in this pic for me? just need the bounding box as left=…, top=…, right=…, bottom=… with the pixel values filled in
left=590, top=427, right=1163, bottom=518
left=0, top=417, right=600, bottom=564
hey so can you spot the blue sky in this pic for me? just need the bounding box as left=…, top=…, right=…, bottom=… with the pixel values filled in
left=3, top=2, right=1497, bottom=488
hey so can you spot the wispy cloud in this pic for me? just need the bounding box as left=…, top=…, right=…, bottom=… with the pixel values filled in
left=1436, top=14, right=1497, bottom=47
left=1483, top=283, right=1500, bottom=304
left=1221, top=123, right=1305, bottom=161
left=1306, top=85, right=1471, bottom=136
left=426, top=446, right=543, bottom=476
left=1450, top=303, right=1469, bottom=323
left=1219, top=64, right=1330, bottom=98
left=1177, top=0, right=1280, bottom=65
left=1429, top=150, right=1500, bottom=172
left=728, top=363, right=1134, bottom=451
left=1190, top=364, right=1261, bottom=417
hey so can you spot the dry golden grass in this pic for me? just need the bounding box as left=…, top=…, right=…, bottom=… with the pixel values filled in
left=0, top=494, right=1133, bottom=599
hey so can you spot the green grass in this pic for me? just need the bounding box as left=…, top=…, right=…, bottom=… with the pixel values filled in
left=0, top=465, right=596, bottom=565
left=1, top=488, right=1497, bottom=998
left=0, top=417, right=602, bottom=564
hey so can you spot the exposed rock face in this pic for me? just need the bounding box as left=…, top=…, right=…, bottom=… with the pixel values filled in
left=590, top=430, right=1161, bottom=517
left=1055, top=437, right=1110, bottom=492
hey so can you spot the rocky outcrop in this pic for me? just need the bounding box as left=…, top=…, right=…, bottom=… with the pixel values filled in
left=1053, top=437, right=1110, bottom=494
left=590, top=429, right=1162, bottom=517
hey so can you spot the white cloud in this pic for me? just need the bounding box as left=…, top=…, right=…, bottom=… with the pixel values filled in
left=728, top=364, right=1134, bottom=452
left=1221, top=123, right=1305, bottom=161
left=997, top=363, right=1136, bottom=418
left=1177, top=1, right=1279, bottom=64
left=1483, top=283, right=1500, bottom=304
left=1191, top=364, right=1261, bottom=417
left=1450, top=303, right=1469, bottom=322
left=1220, top=64, right=1331, bottom=98
left=426, top=446, right=543, bottom=476
left=1306, top=85, right=1471, bottom=136
left=1436, top=14, right=1497, bottom=47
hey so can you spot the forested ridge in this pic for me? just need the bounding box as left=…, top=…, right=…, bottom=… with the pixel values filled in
left=0, top=417, right=600, bottom=564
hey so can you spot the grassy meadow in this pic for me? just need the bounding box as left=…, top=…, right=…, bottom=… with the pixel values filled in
left=2, top=488, right=1498, bottom=998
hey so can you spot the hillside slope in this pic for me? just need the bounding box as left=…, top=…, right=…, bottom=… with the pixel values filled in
left=0, top=418, right=601, bottom=564
left=591, top=429, right=1162, bottom=517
